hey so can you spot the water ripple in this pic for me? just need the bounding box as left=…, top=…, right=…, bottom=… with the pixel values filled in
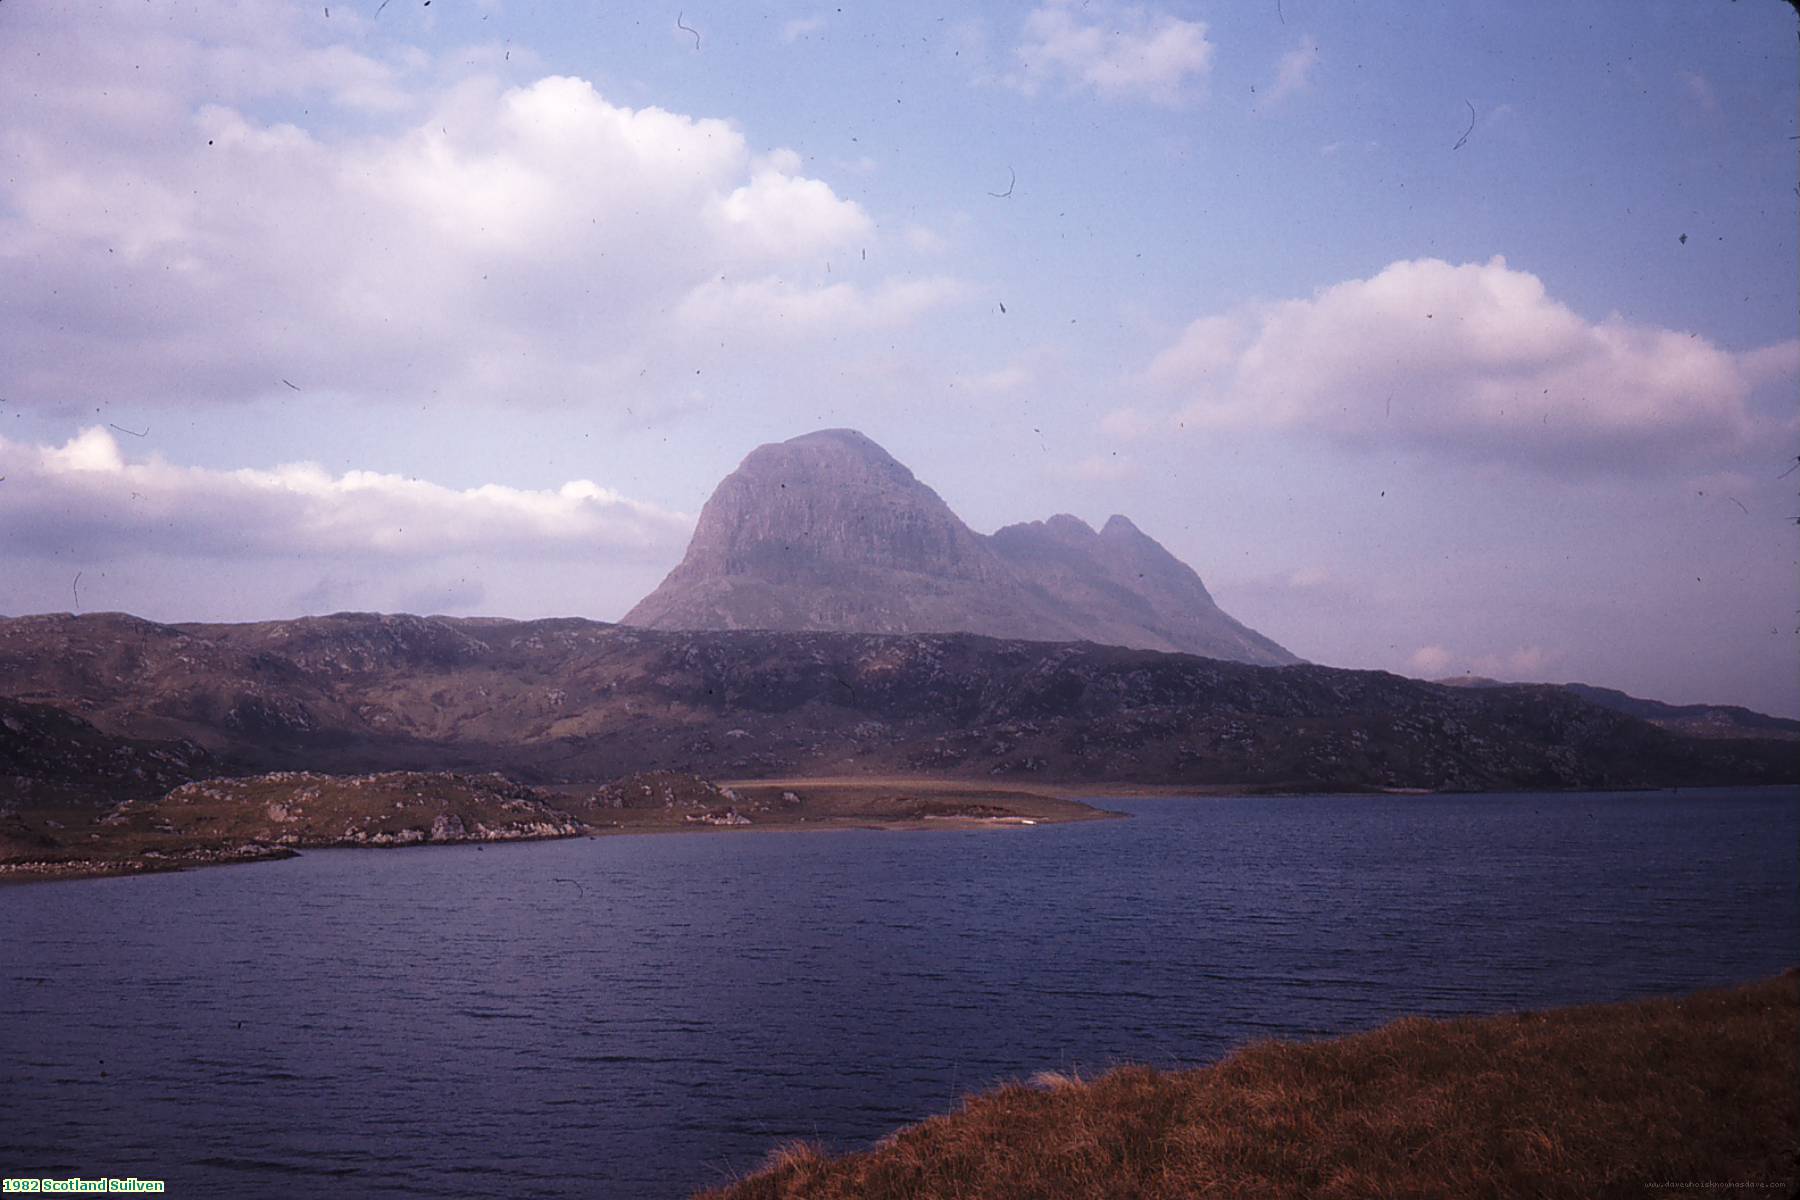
left=1, top=787, right=1794, bottom=1199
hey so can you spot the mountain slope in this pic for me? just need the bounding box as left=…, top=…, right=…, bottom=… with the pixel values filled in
left=623, top=429, right=1298, bottom=666
left=989, top=514, right=1295, bottom=666
left=1560, top=683, right=1800, bottom=741
left=1436, top=676, right=1800, bottom=741
left=0, top=612, right=1791, bottom=793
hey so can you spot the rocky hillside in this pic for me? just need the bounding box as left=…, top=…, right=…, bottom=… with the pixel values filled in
left=0, top=611, right=1791, bottom=793
left=1, top=695, right=215, bottom=807
left=1560, top=683, right=1800, bottom=741
left=623, top=429, right=1297, bottom=666
left=120, top=771, right=588, bottom=848
left=1437, top=677, right=1800, bottom=741
left=587, top=770, right=742, bottom=812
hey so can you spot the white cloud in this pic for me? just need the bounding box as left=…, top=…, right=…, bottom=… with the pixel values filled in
left=0, top=2, right=951, bottom=414
left=0, top=427, right=691, bottom=563
left=1267, top=36, right=1319, bottom=103
left=1010, top=1, right=1212, bottom=105
left=1408, top=645, right=1454, bottom=676
left=1741, top=339, right=1800, bottom=387
left=781, top=15, right=828, bottom=43
left=715, top=157, right=874, bottom=257
left=1142, top=256, right=1791, bottom=471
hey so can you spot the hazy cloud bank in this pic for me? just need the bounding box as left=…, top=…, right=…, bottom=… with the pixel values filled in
left=0, top=427, right=690, bottom=563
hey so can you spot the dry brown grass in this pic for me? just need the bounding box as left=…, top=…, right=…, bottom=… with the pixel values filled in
left=698, top=975, right=1799, bottom=1200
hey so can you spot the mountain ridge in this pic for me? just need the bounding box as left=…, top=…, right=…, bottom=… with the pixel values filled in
left=1436, top=676, right=1800, bottom=741
left=2, top=611, right=1791, bottom=795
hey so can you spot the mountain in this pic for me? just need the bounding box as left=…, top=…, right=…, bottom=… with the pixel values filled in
left=622, top=429, right=1297, bottom=666
left=1435, top=677, right=1800, bottom=742
left=1, top=612, right=1791, bottom=793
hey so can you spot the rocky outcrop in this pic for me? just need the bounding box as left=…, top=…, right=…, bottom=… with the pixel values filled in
left=121, top=770, right=588, bottom=847
left=586, top=771, right=739, bottom=812
left=623, top=429, right=1298, bottom=666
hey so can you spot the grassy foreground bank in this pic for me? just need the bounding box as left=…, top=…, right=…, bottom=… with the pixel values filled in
left=701, top=974, right=1798, bottom=1200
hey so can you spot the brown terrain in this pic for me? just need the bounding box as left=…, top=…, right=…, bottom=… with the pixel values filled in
left=0, top=729, right=1110, bottom=883
left=2, top=609, right=1792, bottom=881
left=1439, top=677, right=1800, bottom=742
left=699, top=973, right=1799, bottom=1200
left=4, top=612, right=1791, bottom=793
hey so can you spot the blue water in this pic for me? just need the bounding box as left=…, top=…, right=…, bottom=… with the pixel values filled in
left=3, top=788, right=1795, bottom=1198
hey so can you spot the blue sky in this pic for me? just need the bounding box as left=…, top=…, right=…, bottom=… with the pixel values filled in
left=1, top=0, right=1796, bottom=715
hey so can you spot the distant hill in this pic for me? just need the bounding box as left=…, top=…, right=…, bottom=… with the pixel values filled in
left=0, top=612, right=1791, bottom=794
left=622, top=429, right=1297, bottom=667
left=1435, top=677, right=1800, bottom=742
left=1561, top=683, right=1800, bottom=741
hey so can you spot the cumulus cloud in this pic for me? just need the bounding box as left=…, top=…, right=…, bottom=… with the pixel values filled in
left=1139, top=256, right=1793, bottom=470
left=0, top=427, right=690, bottom=563
left=1010, top=1, right=1212, bottom=105
left=1267, top=36, right=1320, bottom=103
left=0, top=1, right=956, bottom=414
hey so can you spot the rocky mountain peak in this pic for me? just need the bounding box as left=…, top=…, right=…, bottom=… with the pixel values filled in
left=623, top=429, right=1300, bottom=666
left=782, top=426, right=904, bottom=458
left=671, top=428, right=991, bottom=585
left=1101, top=514, right=1146, bottom=540
left=1041, top=513, right=1099, bottom=541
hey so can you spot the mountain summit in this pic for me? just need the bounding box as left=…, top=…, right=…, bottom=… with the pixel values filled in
left=622, top=429, right=1298, bottom=666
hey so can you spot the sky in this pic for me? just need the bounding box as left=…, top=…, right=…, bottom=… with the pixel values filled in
left=1, top=0, right=1796, bottom=716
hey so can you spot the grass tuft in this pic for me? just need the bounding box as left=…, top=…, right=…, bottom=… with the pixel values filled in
left=1029, top=1069, right=1087, bottom=1091
left=696, top=975, right=1799, bottom=1199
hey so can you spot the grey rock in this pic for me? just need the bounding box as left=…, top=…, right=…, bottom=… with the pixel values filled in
left=624, top=429, right=1297, bottom=666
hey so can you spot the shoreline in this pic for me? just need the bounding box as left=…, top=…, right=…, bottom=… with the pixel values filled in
left=0, top=776, right=1123, bottom=886
left=6, top=777, right=1792, bottom=887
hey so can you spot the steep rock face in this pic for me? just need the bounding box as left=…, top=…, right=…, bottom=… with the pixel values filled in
left=624, top=429, right=1299, bottom=666
left=989, top=514, right=1296, bottom=666
left=622, top=430, right=1054, bottom=638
